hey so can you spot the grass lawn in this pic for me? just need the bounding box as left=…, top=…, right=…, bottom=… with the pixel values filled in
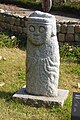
left=0, top=32, right=80, bottom=120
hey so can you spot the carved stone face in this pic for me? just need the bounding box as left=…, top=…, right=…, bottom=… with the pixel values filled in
left=27, top=22, right=52, bottom=46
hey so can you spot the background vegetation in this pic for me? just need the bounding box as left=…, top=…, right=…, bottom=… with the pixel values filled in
left=0, top=0, right=80, bottom=15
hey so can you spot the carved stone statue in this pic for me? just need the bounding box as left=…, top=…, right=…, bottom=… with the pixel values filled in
left=26, top=11, right=60, bottom=97
left=41, top=0, right=52, bottom=12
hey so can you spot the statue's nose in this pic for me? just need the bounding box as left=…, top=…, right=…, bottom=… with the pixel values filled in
left=34, top=30, right=40, bottom=36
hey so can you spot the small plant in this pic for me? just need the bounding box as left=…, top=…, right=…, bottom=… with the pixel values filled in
left=17, top=71, right=26, bottom=81
left=0, top=31, right=26, bottom=48
left=60, top=44, right=80, bottom=63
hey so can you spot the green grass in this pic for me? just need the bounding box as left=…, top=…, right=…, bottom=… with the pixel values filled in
left=0, top=31, right=80, bottom=120
left=0, top=31, right=26, bottom=48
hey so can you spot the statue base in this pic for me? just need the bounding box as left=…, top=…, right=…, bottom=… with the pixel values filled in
left=13, top=85, right=69, bottom=107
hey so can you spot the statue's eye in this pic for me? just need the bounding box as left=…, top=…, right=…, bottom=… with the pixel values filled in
left=39, top=26, right=45, bottom=33
left=29, top=25, right=35, bottom=32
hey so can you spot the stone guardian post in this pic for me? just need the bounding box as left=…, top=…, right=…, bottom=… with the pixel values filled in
left=26, top=11, right=60, bottom=97
left=13, top=11, right=69, bottom=107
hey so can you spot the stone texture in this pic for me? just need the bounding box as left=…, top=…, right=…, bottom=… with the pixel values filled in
left=3, top=23, right=8, bottom=29
left=17, top=26, right=22, bottom=33
left=4, top=16, right=9, bottom=23
left=10, top=17, right=15, bottom=25
left=20, top=18, right=25, bottom=27
left=75, top=34, right=80, bottom=41
left=13, top=86, right=69, bottom=107
left=11, top=25, right=18, bottom=32
left=67, top=25, right=75, bottom=34
left=0, top=22, right=6, bottom=29
left=57, top=24, right=61, bottom=33
left=66, top=33, right=74, bottom=42
left=6, top=23, right=11, bottom=30
left=14, top=17, right=20, bottom=26
left=26, top=11, right=60, bottom=97
left=58, top=33, right=65, bottom=42
left=61, top=24, right=67, bottom=33
left=75, top=25, right=80, bottom=33
left=24, top=20, right=28, bottom=27
left=23, top=27, right=27, bottom=34
left=0, top=13, right=3, bottom=21
left=2, top=14, right=6, bottom=22
left=41, top=0, right=52, bottom=12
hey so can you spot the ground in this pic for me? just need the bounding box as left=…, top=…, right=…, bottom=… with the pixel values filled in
left=0, top=3, right=80, bottom=22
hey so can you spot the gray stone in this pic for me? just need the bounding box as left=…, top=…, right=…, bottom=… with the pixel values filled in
left=75, top=34, right=80, bottom=42
left=26, top=11, right=60, bottom=97
left=58, top=33, right=65, bottom=42
left=6, top=23, right=11, bottom=31
left=0, top=13, right=3, bottom=21
left=66, top=33, right=74, bottom=42
left=13, top=85, right=69, bottom=107
left=14, top=17, right=20, bottom=26
left=20, top=18, right=25, bottom=27
left=17, top=26, right=22, bottom=33
left=23, top=27, right=27, bottom=34
left=2, top=15, right=6, bottom=22
left=57, top=24, right=61, bottom=33
left=11, top=25, right=17, bottom=32
left=67, top=25, right=75, bottom=34
left=0, top=22, right=6, bottom=29
left=10, top=17, right=15, bottom=25
left=41, top=0, right=52, bottom=12
left=24, top=20, right=28, bottom=27
left=61, top=24, right=67, bottom=33
left=75, top=25, right=80, bottom=33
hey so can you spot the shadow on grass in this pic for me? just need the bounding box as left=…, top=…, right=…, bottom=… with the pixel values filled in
left=0, top=91, right=13, bottom=101
left=0, top=91, right=61, bottom=109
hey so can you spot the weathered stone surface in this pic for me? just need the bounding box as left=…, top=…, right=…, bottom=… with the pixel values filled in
left=0, top=22, right=6, bottom=29
left=3, top=23, right=8, bottom=29
left=11, top=25, right=18, bottom=32
left=10, top=17, right=15, bottom=25
left=24, top=20, right=28, bottom=27
left=75, top=25, right=80, bottom=33
left=0, top=13, right=3, bottom=21
left=4, top=16, right=9, bottom=23
left=58, top=33, right=65, bottom=41
left=13, top=26, right=18, bottom=32
left=14, top=17, right=20, bottom=26
left=2, top=15, right=6, bottom=22
left=61, top=24, right=67, bottom=33
left=23, top=27, right=27, bottom=34
left=66, top=33, right=74, bottom=41
left=41, top=0, right=52, bottom=12
left=13, top=86, right=69, bottom=107
left=17, top=26, right=22, bottom=33
left=6, top=23, right=11, bottom=30
left=26, top=11, right=60, bottom=97
left=57, top=24, right=61, bottom=33
left=20, top=18, right=25, bottom=27
left=75, top=34, right=80, bottom=41
left=67, top=25, right=75, bottom=33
